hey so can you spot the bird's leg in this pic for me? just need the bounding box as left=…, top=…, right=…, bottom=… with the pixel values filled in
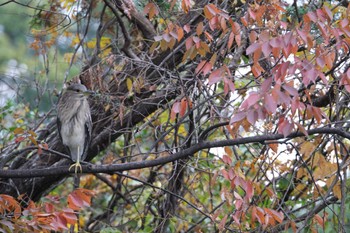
left=68, top=146, right=83, bottom=173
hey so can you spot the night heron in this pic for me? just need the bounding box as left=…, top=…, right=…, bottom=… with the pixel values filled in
left=57, top=83, right=92, bottom=173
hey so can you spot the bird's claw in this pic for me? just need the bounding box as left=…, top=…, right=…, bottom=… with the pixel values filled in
left=69, top=162, right=83, bottom=173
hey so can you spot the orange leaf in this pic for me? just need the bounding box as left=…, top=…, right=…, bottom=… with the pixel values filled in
left=196, top=22, right=204, bottom=36
left=314, top=214, right=324, bottom=227
left=0, top=195, right=21, bottom=219
left=179, top=98, right=187, bottom=117
left=268, top=143, right=278, bottom=153
left=67, top=188, right=95, bottom=211
left=143, top=3, right=159, bottom=20
left=177, top=26, right=184, bottom=41
left=265, top=208, right=284, bottom=223
left=204, top=4, right=220, bottom=20
left=181, top=0, right=191, bottom=13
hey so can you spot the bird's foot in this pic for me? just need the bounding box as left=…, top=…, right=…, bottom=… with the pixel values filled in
left=69, top=162, right=83, bottom=173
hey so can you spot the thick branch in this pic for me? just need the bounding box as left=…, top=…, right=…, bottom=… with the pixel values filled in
left=1, top=127, right=349, bottom=178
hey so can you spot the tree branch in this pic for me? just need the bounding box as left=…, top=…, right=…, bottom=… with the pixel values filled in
left=1, top=127, right=349, bottom=178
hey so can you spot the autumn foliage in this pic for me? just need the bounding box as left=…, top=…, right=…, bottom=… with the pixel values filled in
left=1, top=0, right=350, bottom=232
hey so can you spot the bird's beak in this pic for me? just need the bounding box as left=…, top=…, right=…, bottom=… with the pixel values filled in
left=83, top=90, right=95, bottom=96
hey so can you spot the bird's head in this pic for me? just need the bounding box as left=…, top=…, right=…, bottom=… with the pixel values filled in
left=66, top=84, right=94, bottom=98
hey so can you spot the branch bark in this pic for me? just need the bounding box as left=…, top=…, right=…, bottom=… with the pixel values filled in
left=1, top=127, right=349, bottom=178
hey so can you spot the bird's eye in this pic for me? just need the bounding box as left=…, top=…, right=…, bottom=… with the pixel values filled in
left=76, top=89, right=81, bottom=92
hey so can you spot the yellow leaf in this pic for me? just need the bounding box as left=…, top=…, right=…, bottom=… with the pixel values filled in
left=300, top=141, right=316, bottom=158
left=71, top=35, right=81, bottom=46
left=13, top=128, right=25, bottom=134
left=178, top=124, right=187, bottom=137
left=291, top=183, right=308, bottom=196
left=16, top=119, right=24, bottom=124
left=28, top=130, right=37, bottom=137
left=297, top=167, right=308, bottom=179
left=126, top=78, right=133, bottom=92
left=63, top=53, right=76, bottom=63
left=100, top=37, right=111, bottom=48
left=101, top=48, right=112, bottom=57
left=29, top=136, right=38, bottom=146
left=333, top=182, right=342, bottom=199
left=86, top=39, right=96, bottom=49
left=313, top=152, right=337, bottom=179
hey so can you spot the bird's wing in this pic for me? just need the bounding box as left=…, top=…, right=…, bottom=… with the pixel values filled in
left=56, top=116, right=63, bottom=142
left=56, top=116, right=71, bottom=157
left=82, top=114, right=92, bottom=161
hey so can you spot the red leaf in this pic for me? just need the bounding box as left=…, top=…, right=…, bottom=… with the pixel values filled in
left=306, top=12, right=317, bottom=22
left=230, top=112, right=246, bottom=124
left=297, top=29, right=308, bottom=44
left=224, top=77, right=235, bottom=94
left=195, top=60, right=207, bottom=74
left=246, top=92, right=260, bottom=107
left=295, top=122, right=308, bottom=136
left=235, top=33, right=241, bottom=47
left=15, top=136, right=25, bottom=143
left=222, top=154, right=232, bottom=165
left=221, top=169, right=230, bottom=180
left=323, top=5, right=333, bottom=21
left=52, top=215, right=69, bottom=230
left=246, top=43, right=261, bottom=55
left=185, top=37, right=193, bottom=50
left=282, top=84, right=298, bottom=96
left=262, top=42, right=271, bottom=57
left=195, top=60, right=212, bottom=76
left=183, top=24, right=191, bottom=33
left=245, top=181, right=254, bottom=200
left=261, top=78, right=272, bottom=93
left=208, top=68, right=224, bottom=85
left=232, top=21, right=241, bottom=34
left=232, top=211, right=241, bottom=225
left=264, top=94, right=277, bottom=114
left=278, top=118, right=294, bottom=137
left=311, top=106, right=323, bottom=124
left=218, top=215, right=228, bottom=231
left=170, top=102, right=180, bottom=120
left=247, top=110, right=258, bottom=125
left=228, top=32, right=234, bottom=49
left=269, top=37, right=282, bottom=48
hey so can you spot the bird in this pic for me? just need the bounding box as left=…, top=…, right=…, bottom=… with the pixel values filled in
left=57, top=83, right=92, bottom=174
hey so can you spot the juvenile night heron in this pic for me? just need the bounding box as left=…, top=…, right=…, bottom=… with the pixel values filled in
left=57, top=84, right=92, bottom=173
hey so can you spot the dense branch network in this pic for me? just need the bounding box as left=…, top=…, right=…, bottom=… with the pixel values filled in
left=1, top=126, right=349, bottom=178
